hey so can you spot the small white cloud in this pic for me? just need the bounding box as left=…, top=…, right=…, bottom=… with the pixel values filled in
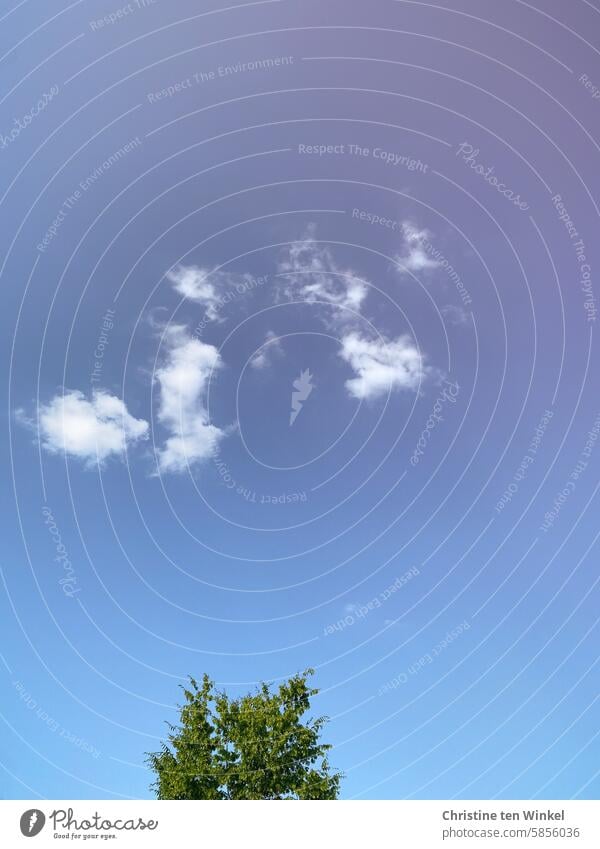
left=441, top=304, right=470, bottom=326
left=279, top=225, right=368, bottom=315
left=155, top=325, right=225, bottom=474
left=339, top=332, right=428, bottom=400
left=167, top=265, right=219, bottom=320
left=167, top=265, right=254, bottom=322
left=250, top=330, right=283, bottom=370
left=249, top=352, right=269, bottom=370
left=34, top=390, right=148, bottom=465
left=396, top=223, right=439, bottom=273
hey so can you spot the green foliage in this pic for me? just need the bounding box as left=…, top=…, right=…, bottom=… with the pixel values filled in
left=147, top=669, right=341, bottom=799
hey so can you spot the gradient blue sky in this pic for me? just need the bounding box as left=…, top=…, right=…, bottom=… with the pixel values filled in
left=1, top=0, right=600, bottom=800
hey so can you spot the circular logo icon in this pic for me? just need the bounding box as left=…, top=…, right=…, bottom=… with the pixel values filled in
left=19, top=810, right=45, bottom=837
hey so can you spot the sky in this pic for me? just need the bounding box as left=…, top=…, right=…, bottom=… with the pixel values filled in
left=1, top=0, right=600, bottom=800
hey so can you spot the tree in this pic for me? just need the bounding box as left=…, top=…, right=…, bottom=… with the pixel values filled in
left=147, top=669, right=341, bottom=799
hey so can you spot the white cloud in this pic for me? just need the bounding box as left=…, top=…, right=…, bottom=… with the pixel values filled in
left=339, top=332, right=428, bottom=400
left=167, top=265, right=221, bottom=320
left=441, top=304, right=470, bottom=325
left=249, top=351, right=269, bottom=370
left=155, top=325, right=225, bottom=473
left=279, top=225, right=368, bottom=315
left=35, top=390, right=148, bottom=465
left=250, top=330, right=283, bottom=370
left=167, top=265, right=256, bottom=322
left=396, top=223, right=439, bottom=274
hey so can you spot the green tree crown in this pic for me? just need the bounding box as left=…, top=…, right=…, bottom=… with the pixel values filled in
left=147, top=669, right=342, bottom=799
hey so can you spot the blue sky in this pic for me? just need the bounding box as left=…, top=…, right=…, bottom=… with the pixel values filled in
left=1, top=0, right=600, bottom=800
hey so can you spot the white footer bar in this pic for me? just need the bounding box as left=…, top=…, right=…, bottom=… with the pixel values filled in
left=0, top=800, right=597, bottom=848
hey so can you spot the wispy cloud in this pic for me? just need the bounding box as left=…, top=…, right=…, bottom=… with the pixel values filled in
left=29, top=390, right=148, bottom=465
left=396, top=223, right=439, bottom=274
left=154, top=325, right=225, bottom=474
left=278, top=225, right=369, bottom=316
left=167, top=265, right=257, bottom=322
left=250, top=330, right=284, bottom=370
left=167, top=265, right=221, bottom=320
left=441, top=304, right=470, bottom=325
left=339, top=332, right=429, bottom=400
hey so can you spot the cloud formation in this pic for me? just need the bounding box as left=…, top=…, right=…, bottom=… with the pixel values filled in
left=35, top=390, right=148, bottom=465
left=155, top=325, right=225, bottom=473
left=167, top=265, right=260, bottom=322
left=339, top=332, right=428, bottom=400
left=167, top=265, right=222, bottom=321
left=396, top=224, right=440, bottom=274
left=441, top=304, right=470, bottom=326
left=250, top=330, right=284, bottom=370
left=279, top=225, right=369, bottom=315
